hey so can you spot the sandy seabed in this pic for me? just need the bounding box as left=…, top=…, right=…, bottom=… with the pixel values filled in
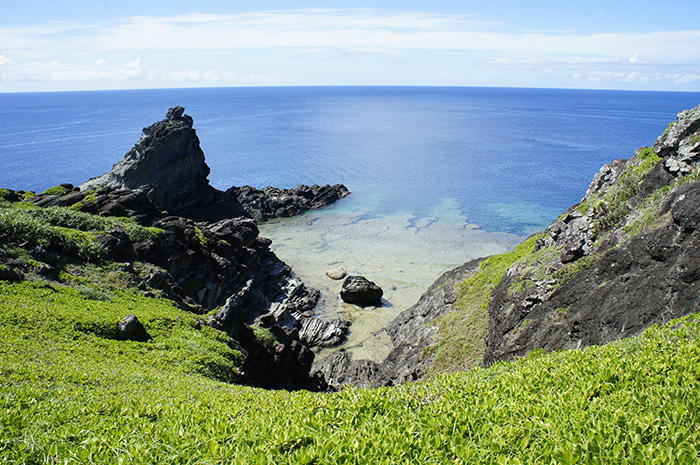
left=260, top=197, right=521, bottom=362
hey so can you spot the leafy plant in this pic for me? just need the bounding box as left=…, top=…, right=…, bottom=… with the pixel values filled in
left=40, top=184, right=71, bottom=196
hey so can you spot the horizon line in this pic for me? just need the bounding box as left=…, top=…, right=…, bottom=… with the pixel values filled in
left=2, top=83, right=700, bottom=95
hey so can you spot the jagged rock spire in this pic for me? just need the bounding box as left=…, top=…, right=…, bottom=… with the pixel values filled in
left=80, top=106, right=215, bottom=216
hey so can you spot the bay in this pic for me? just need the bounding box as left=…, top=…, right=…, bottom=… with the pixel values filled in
left=2, top=86, right=698, bottom=359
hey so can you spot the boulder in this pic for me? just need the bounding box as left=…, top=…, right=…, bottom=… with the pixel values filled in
left=116, top=315, right=151, bottom=342
left=340, top=275, right=383, bottom=306
left=325, top=266, right=347, bottom=280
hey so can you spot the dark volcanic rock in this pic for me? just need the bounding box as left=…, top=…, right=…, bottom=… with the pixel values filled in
left=117, top=315, right=151, bottom=342
left=484, top=182, right=699, bottom=364
left=75, top=107, right=349, bottom=221
left=80, top=106, right=216, bottom=218
left=340, top=275, right=383, bottom=306
left=314, top=351, right=381, bottom=390
left=221, top=184, right=351, bottom=221
left=298, top=318, right=351, bottom=347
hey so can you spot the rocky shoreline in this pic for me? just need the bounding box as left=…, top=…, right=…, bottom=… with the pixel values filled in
left=315, top=103, right=700, bottom=388
left=2, top=103, right=698, bottom=392
left=2, top=106, right=351, bottom=390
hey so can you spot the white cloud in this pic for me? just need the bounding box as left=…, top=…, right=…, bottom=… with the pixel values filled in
left=125, top=57, right=143, bottom=69
left=158, top=68, right=277, bottom=83
left=0, top=54, right=16, bottom=65
left=0, top=9, right=698, bottom=90
left=0, top=56, right=145, bottom=82
left=0, top=9, right=695, bottom=62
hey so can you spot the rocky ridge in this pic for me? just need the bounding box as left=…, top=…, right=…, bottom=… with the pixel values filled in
left=317, top=103, right=699, bottom=388
left=5, top=107, right=352, bottom=390
left=78, top=106, right=349, bottom=221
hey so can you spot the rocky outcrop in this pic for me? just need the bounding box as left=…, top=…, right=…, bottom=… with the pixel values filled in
left=655, top=105, right=700, bottom=175
left=340, top=276, right=383, bottom=306
left=481, top=105, right=699, bottom=366
left=11, top=106, right=353, bottom=390
left=80, top=106, right=217, bottom=218
left=221, top=184, right=350, bottom=222
left=78, top=107, right=349, bottom=221
left=116, top=315, right=151, bottom=342
left=484, top=181, right=698, bottom=365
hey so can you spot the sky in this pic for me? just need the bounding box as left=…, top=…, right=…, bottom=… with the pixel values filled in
left=1, top=0, right=700, bottom=92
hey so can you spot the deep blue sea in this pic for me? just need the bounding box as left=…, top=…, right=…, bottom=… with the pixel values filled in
left=2, top=86, right=698, bottom=236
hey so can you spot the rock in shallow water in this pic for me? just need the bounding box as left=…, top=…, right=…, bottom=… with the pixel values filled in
left=325, top=266, right=347, bottom=280
left=340, top=275, right=383, bottom=307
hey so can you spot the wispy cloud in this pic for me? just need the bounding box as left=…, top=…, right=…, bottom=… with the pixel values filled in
left=0, top=8, right=698, bottom=90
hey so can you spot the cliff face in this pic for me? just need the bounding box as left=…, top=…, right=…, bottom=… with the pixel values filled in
left=484, top=105, right=699, bottom=364
left=317, top=103, right=699, bottom=388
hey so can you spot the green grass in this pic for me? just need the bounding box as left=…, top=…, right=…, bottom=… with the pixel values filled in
left=0, top=202, right=162, bottom=261
left=40, top=185, right=71, bottom=196
left=0, top=276, right=697, bottom=463
left=194, top=227, right=208, bottom=247
left=425, top=235, right=539, bottom=374
left=69, top=190, right=98, bottom=212
left=252, top=326, right=278, bottom=350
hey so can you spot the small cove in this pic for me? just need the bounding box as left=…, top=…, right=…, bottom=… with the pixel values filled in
left=260, top=197, right=521, bottom=361
left=2, top=86, right=698, bottom=362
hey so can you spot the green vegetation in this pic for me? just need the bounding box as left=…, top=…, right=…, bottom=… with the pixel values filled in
left=0, top=201, right=162, bottom=261
left=69, top=190, right=98, bottom=212
left=662, top=122, right=674, bottom=136
left=0, top=275, right=697, bottom=463
left=576, top=147, right=662, bottom=237
left=252, top=326, right=278, bottom=350
left=40, top=185, right=71, bottom=196
left=194, top=226, right=208, bottom=247
left=425, top=235, right=539, bottom=373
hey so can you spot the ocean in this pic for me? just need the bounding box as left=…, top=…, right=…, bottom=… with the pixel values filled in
left=2, top=86, right=698, bottom=358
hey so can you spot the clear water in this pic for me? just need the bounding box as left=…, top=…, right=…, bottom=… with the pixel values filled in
left=2, top=86, right=698, bottom=359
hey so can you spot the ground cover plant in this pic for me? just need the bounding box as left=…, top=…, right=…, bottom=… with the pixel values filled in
left=1, top=271, right=697, bottom=463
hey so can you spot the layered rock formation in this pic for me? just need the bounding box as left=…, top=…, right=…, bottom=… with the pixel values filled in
left=22, top=106, right=353, bottom=390
left=78, top=106, right=349, bottom=221
left=317, top=103, right=699, bottom=388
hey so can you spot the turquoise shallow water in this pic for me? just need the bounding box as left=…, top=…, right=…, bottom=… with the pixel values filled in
left=2, top=86, right=698, bottom=359
left=259, top=197, right=520, bottom=361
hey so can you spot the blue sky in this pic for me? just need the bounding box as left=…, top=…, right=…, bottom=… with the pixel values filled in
left=1, top=1, right=699, bottom=92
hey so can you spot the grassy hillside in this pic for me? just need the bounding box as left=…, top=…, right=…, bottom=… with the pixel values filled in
left=1, top=273, right=698, bottom=463
left=425, top=144, right=698, bottom=374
